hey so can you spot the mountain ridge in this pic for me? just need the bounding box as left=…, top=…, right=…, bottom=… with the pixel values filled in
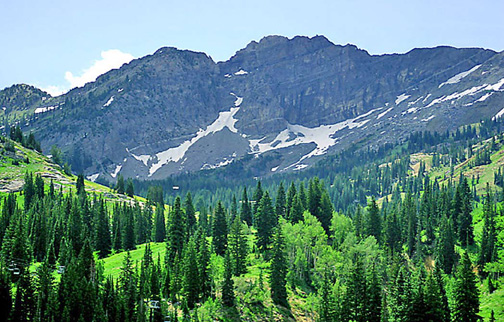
left=1, top=35, right=503, bottom=182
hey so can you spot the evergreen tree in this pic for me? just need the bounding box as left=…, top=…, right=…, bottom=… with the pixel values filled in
left=240, top=187, right=252, bottom=226
left=365, top=197, right=381, bottom=243
left=478, top=188, right=497, bottom=271
left=76, top=174, right=85, bottom=195
left=125, top=178, right=134, bottom=197
left=269, top=227, right=288, bottom=307
left=346, top=254, right=367, bottom=322
left=115, top=174, right=125, bottom=195
left=182, top=238, right=200, bottom=309
left=197, top=230, right=211, bottom=299
left=153, top=204, right=166, bottom=242
left=290, top=193, right=304, bottom=223
left=184, top=192, right=196, bottom=233
left=228, top=214, right=248, bottom=276
left=367, top=265, right=382, bottom=322
left=252, top=181, right=263, bottom=219
left=0, top=270, right=11, bottom=322
left=285, top=182, right=297, bottom=221
left=275, top=182, right=287, bottom=218
left=435, top=215, right=457, bottom=274
left=317, top=272, right=336, bottom=322
left=167, top=197, right=185, bottom=260
left=94, top=199, right=111, bottom=258
left=452, top=252, right=480, bottom=322
left=455, top=176, right=474, bottom=246
left=318, top=191, right=333, bottom=234
left=255, top=192, right=275, bottom=252
left=211, top=201, right=227, bottom=255
left=221, top=252, right=235, bottom=307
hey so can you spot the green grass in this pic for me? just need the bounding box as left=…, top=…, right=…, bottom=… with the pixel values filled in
left=100, top=242, right=166, bottom=280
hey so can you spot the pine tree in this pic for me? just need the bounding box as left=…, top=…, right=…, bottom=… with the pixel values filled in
left=452, top=252, right=480, bottom=322
left=435, top=215, right=457, bottom=274
left=275, top=182, right=287, bottom=218
left=115, top=174, right=125, bottom=194
left=228, top=214, right=248, bottom=276
left=167, top=197, right=185, bottom=260
left=255, top=192, right=275, bottom=252
left=0, top=270, right=12, bottom=322
left=346, top=254, right=367, bottom=322
left=94, top=199, right=111, bottom=258
left=269, top=227, right=288, bottom=307
left=76, top=174, right=85, bottom=195
left=153, top=204, right=166, bottom=242
left=318, top=191, right=333, bottom=234
left=290, top=193, right=304, bottom=223
left=456, top=176, right=474, bottom=246
left=184, top=192, right=196, bottom=233
left=478, top=188, right=497, bottom=272
left=285, top=182, right=297, bottom=221
left=252, top=181, right=263, bottom=220
left=126, top=178, right=135, bottom=197
left=367, top=265, right=382, bottom=322
left=182, top=238, right=200, bottom=309
left=240, top=187, right=252, bottom=226
left=212, top=201, right=228, bottom=255
left=365, top=197, right=381, bottom=243
left=317, top=272, right=335, bottom=322
left=197, top=230, right=211, bottom=299
left=221, top=252, right=235, bottom=307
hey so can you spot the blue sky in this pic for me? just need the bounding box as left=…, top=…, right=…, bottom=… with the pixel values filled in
left=1, top=0, right=503, bottom=95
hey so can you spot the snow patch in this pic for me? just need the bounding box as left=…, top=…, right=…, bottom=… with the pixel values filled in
left=271, top=166, right=279, bottom=172
left=234, top=69, right=248, bottom=76
left=439, top=65, right=481, bottom=88
left=110, top=164, right=122, bottom=178
left=493, top=107, right=504, bottom=120
left=484, top=78, right=504, bottom=91
left=86, top=173, right=100, bottom=182
left=477, top=92, right=493, bottom=102
left=118, top=88, right=123, bottom=92
left=377, top=107, right=394, bottom=119
left=35, top=106, right=57, bottom=114
left=230, top=92, right=243, bottom=106
left=149, top=106, right=241, bottom=176
left=293, top=164, right=308, bottom=171
left=224, top=74, right=232, bottom=78
left=249, top=108, right=380, bottom=160
left=395, top=94, right=410, bottom=105
left=103, top=96, right=114, bottom=107
left=421, top=115, right=435, bottom=122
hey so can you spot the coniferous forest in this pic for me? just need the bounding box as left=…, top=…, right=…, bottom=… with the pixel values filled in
left=1, top=121, right=504, bottom=321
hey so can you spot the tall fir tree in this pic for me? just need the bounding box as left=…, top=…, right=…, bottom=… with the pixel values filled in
left=275, top=182, right=287, bottom=218
left=153, top=204, right=166, bottom=242
left=221, top=252, right=235, bottom=307
left=240, top=187, right=252, bottom=226
left=269, top=227, right=288, bottom=307
left=452, top=252, right=480, bottom=322
left=365, top=197, right=381, bottom=243
left=167, top=197, right=186, bottom=261
left=227, top=214, right=248, bottom=276
left=255, top=192, right=276, bottom=252
left=212, top=201, right=228, bottom=255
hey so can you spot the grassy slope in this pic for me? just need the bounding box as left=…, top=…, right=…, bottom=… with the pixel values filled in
left=0, top=139, right=146, bottom=206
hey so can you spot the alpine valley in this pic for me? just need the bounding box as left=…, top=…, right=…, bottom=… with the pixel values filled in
left=2, top=35, right=504, bottom=182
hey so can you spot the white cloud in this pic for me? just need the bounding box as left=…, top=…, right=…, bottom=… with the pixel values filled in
left=40, top=49, right=135, bottom=97
left=65, top=49, right=134, bottom=88
left=41, top=85, right=68, bottom=97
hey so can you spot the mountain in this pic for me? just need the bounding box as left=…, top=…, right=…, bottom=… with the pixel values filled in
left=1, top=35, right=504, bottom=181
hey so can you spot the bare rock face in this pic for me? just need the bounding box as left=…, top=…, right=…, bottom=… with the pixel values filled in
left=2, top=36, right=504, bottom=181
